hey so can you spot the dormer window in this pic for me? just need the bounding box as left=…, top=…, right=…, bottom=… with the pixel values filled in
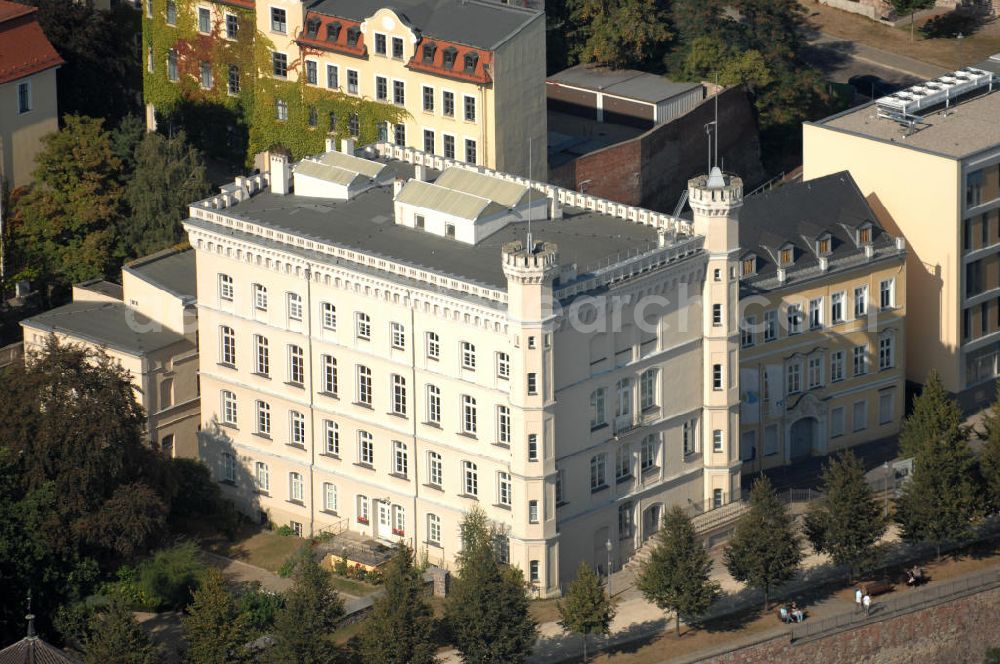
left=817, top=234, right=832, bottom=256
left=442, top=47, right=457, bottom=69
left=326, top=22, right=341, bottom=42
left=464, top=52, right=479, bottom=74
left=741, top=255, right=756, bottom=277
left=858, top=224, right=872, bottom=245
left=779, top=246, right=794, bottom=267
left=346, top=26, right=360, bottom=47
left=305, top=17, right=320, bottom=38
left=422, top=42, right=436, bottom=64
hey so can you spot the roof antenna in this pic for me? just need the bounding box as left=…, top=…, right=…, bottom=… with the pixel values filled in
left=714, top=71, right=719, bottom=169
left=526, top=136, right=533, bottom=251
left=25, top=590, right=36, bottom=639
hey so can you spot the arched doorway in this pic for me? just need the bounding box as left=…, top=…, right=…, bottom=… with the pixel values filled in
left=642, top=503, right=662, bottom=540
left=789, top=417, right=818, bottom=460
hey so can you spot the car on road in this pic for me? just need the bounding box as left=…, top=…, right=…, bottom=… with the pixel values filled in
left=848, top=75, right=901, bottom=100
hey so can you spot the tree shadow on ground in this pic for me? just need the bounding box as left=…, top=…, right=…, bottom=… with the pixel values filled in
left=531, top=618, right=667, bottom=664
left=920, top=11, right=991, bottom=39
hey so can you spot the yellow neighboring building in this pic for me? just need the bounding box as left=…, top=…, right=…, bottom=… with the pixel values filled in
left=183, top=142, right=744, bottom=592
left=737, top=173, right=907, bottom=471
left=803, top=58, right=1000, bottom=401
left=0, top=0, right=62, bottom=190
left=20, top=248, right=201, bottom=458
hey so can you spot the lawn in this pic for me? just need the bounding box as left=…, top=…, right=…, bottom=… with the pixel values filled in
left=330, top=576, right=379, bottom=597
left=205, top=530, right=304, bottom=574
left=801, top=1, right=1000, bottom=69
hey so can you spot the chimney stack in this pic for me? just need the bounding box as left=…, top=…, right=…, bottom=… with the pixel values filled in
left=393, top=178, right=405, bottom=198
left=341, top=138, right=356, bottom=155
left=270, top=153, right=290, bottom=196
left=414, top=163, right=427, bottom=182
left=325, top=137, right=336, bottom=153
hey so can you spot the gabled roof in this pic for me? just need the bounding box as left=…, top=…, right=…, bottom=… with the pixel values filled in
left=295, top=160, right=369, bottom=188
left=316, top=150, right=386, bottom=179
left=396, top=179, right=506, bottom=220
left=0, top=1, right=63, bottom=86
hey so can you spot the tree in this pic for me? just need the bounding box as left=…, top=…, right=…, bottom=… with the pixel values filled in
left=558, top=562, right=615, bottom=662
left=804, top=451, right=887, bottom=581
left=978, top=383, right=1000, bottom=514
left=10, top=115, right=124, bottom=290
left=724, top=476, right=802, bottom=610
left=900, top=372, right=965, bottom=459
left=445, top=507, right=538, bottom=664
left=636, top=506, right=719, bottom=636
left=182, top=568, right=253, bottom=664
left=567, top=0, right=672, bottom=69
left=895, top=425, right=981, bottom=559
left=82, top=601, right=164, bottom=664
left=270, top=555, right=344, bottom=664
left=732, top=0, right=806, bottom=60
left=357, top=544, right=437, bottom=664
left=888, top=0, right=936, bottom=40
left=122, top=131, right=211, bottom=259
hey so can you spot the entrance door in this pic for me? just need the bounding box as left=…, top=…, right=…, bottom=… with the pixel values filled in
left=377, top=502, right=392, bottom=541
left=643, top=504, right=662, bottom=539
left=789, top=417, right=818, bottom=460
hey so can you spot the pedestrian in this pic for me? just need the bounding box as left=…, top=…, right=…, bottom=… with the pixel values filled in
left=855, top=587, right=863, bottom=612
left=863, top=592, right=872, bottom=617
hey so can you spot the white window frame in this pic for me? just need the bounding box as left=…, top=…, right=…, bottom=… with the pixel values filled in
left=831, top=350, right=845, bottom=382
left=255, top=462, right=269, bottom=492
left=428, top=513, right=441, bottom=544
left=391, top=374, right=407, bottom=415
left=426, top=384, right=441, bottom=424
left=393, top=440, right=408, bottom=476
left=854, top=285, right=869, bottom=318
left=289, top=410, right=306, bottom=446
left=590, top=388, right=606, bottom=428
left=497, top=405, right=511, bottom=444
left=256, top=400, right=270, bottom=435
left=288, top=345, right=304, bottom=385
left=218, top=273, right=234, bottom=301
left=498, top=471, right=511, bottom=506
left=763, top=309, right=777, bottom=342
left=356, top=365, right=372, bottom=405
left=253, top=283, right=268, bottom=310
left=461, top=341, right=476, bottom=370
left=287, top=292, right=303, bottom=322
left=426, top=332, right=440, bottom=359
left=463, top=461, right=478, bottom=496
left=323, top=482, right=337, bottom=512
left=713, top=429, right=724, bottom=453
left=786, top=361, right=802, bottom=395
left=322, top=302, right=336, bottom=330
left=880, top=278, right=895, bottom=310
left=428, top=451, right=442, bottom=486
left=809, top=297, right=823, bottom=329
left=289, top=472, right=303, bottom=502
left=254, top=335, right=269, bottom=375
left=359, top=431, right=374, bottom=465
left=221, top=390, right=237, bottom=425
left=808, top=355, right=823, bottom=389
left=324, top=420, right=339, bottom=455
left=356, top=313, right=371, bottom=340
left=462, top=395, right=477, bottom=434
left=220, top=326, right=236, bottom=366
left=853, top=345, right=868, bottom=376
left=831, top=291, right=845, bottom=323
left=321, top=355, right=338, bottom=395
left=590, top=454, right=606, bottom=490
left=391, top=322, right=406, bottom=350
left=496, top=352, right=510, bottom=380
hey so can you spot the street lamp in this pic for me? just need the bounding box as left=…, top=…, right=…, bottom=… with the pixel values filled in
left=606, top=539, right=613, bottom=599
left=883, top=461, right=890, bottom=517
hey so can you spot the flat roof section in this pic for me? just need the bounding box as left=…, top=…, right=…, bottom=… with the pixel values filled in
left=547, top=64, right=702, bottom=105
left=124, top=248, right=197, bottom=300
left=818, top=87, right=1000, bottom=158
left=214, top=186, right=659, bottom=289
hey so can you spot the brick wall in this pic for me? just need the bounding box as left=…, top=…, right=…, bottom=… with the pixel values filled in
left=704, top=585, right=1000, bottom=664
left=549, top=86, right=765, bottom=213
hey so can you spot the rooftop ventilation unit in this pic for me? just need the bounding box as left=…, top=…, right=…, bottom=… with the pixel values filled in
left=875, top=66, right=995, bottom=123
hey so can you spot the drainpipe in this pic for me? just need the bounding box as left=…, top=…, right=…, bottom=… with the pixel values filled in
left=305, top=266, right=316, bottom=537
left=409, top=297, right=420, bottom=554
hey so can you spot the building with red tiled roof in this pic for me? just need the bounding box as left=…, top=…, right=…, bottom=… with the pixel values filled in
left=0, top=0, right=62, bottom=189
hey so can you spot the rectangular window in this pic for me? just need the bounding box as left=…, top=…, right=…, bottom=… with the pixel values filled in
left=741, top=316, right=756, bottom=347
left=830, top=407, right=845, bottom=437
left=428, top=451, right=442, bottom=486
left=321, top=302, right=336, bottom=330
left=831, top=292, right=845, bottom=323
left=221, top=390, right=237, bottom=425
left=324, top=420, right=339, bottom=455
left=359, top=431, right=374, bottom=465
left=618, top=502, right=633, bottom=538
left=443, top=134, right=455, bottom=159
left=321, top=355, right=338, bottom=395
left=220, top=326, right=236, bottom=366
left=227, top=65, right=240, bottom=95
left=462, top=395, right=477, bottom=434
left=323, top=483, right=337, bottom=512
left=640, top=369, right=657, bottom=410
left=615, top=443, right=632, bottom=480
left=376, top=76, right=388, bottom=101
left=218, top=273, right=234, bottom=301
left=356, top=313, right=371, bottom=340
left=166, top=0, right=176, bottom=23
left=443, top=91, right=455, bottom=117
left=272, top=52, right=287, bottom=78
left=464, top=95, right=476, bottom=121
left=713, top=429, right=723, bottom=453
left=225, top=12, right=238, bottom=38
left=200, top=61, right=214, bottom=89
left=325, top=64, right=339, bottom=89
left=394, top=123, right=405, bottom=147
left=288, top=345, right=304, bottom=385
left=853, top=345, right=868, bottom=376
left=528, top=373, right=538, bottom=395
left=428, top=514, right=441, bottom=544
left=461, top=342, right=476, bottom=370
left=392, top=36, right=404, bottom=59
left=254, top=334, right=269, bottom=375
left=222, top=453, right=236, bottom=482
left=393, top=441, right=408, bottom=476
left=375, top=33, right=387, bottom=55
left=275, top=99, right=287, bottom=121
left=289, top=411, right=305, bottom=446
left=763, top=310, right=777, bottom=342
left=880, top=279, right=895, bottom=309
left=358, top=495, right=369, bottom=523
left=831, top=350, right=845, bottom=382
left=808, top=356, right=823, bottom=388
left=393, top=80, right=405, bottom=105
left=270, top=7, right=286, bottom=33
left=786, top=361, right=801, bottom=395
left=498, top=471, right=512, bottom=506
left=287, top=293, right=303, bottom=321
left=423, top=129, right=435, bottom=154
left=347, top=70, right=359, bottom=94
left=255, top=462, right=269, bottom=492
left=852, top=400, right=867, bottom=431
left=879, top=391, right=895, bottom=424
left=198, top=7, right=210, bottom=33
left=465, top=139, right=477, bottom=165
left=854, top=285, right=868, bottom=318
left=640, top=435, right=658, bottom=471
left=787, top=304, right=803, bottom=334
left=305, top=60, right=317, bottom=85
left=426, top=332, right=440, bottom=359
left=392, top=374, right=407, bottom=415
left=528, top=500, right=539, bottom=523
left=256, top=400, right=271, bottom=435
left=555, top=468, right=565, bottom=503
left=590, top=454, right=606, bottom=490
left=528, top=434, right=539, bottom=461
left=683, top=419, right=697, bottom=456
left=390, top=322, right=406, bottom=350
left=463, top=461, right=478, bottom=496
left=357, top=365, right=372, bottom=406
left=809, top=298, right=823, bottom=329
left=497, top=406, right=511, bottom=444
left=713, top=489, right=724, bottom=509
left=423, top=85, right=434, bottom=112
left=879, top=335, right=895, bottom=370
left=427, top=385, right=441, bottom=424
left=590, top=388, right=606, bottom=428
left=713, top=364, right=722, bottom=390
left=288, top=472, right=303, bottom=502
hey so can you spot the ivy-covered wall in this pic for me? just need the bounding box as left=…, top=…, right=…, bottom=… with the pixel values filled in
left=142, top=0, right=405, bottom=166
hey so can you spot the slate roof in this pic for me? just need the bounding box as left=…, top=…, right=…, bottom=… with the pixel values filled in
left=0, top=1, right=63, bottom=85
left=738, top=171, right=903, bottom=293
left=0, top=636, right=82, bottom=664
left=308, top=0, right=541, bottom=50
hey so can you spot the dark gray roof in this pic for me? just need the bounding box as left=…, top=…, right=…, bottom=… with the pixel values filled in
left=204, top=184, right=659, bottom=290
left=22, top=301, right=193, bottom=356
left=75, top=279, right=123, bottom=300
left=548, top=65, right=702, bottom=105
left=976, top=54, right=1000, bottom=76
left=308, top=0, right=540, bottom=50
left=0, top=636, right=82, bottom=664
left=739, top=172, right=902, bottom=293
left=124, top=248, right=197, bottom=301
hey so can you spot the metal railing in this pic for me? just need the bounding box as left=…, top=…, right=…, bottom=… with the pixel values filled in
left=790, top=566, right=1000, bottom=641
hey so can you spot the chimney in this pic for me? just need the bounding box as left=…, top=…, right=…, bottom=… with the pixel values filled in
left=270, top=153, right=290, bottom=195
left=393, top=178, right=406, bottom=198
left=657, top=228, right=667, bottom=248
left=895, top=236, right=906, bottom=251
left=776, top=268, right=786, bottom=284
left=341, top=138, right=356, bottom=155
left=819, top=256, right=829, bottom=272
left=325, top=137, right=336, bottom=153
left=414, top=163, right=427, bottom=182
left=550, top=197, right=563, bottom=220
left=864, top=244, right=874, bottom=260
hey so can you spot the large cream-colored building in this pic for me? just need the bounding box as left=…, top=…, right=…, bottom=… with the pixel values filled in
left=0, top=0, right=62, bottom=190
left=184, top=141, right=742, bottom=593
left=737, top=173, right=907, bottom=471
left=804, top=58, right=1000, bottom=399
left=20, top=248, right=201, bottom=458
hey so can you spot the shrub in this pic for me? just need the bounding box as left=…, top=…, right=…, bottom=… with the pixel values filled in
left=334, top=556, right=348, bottom=577
left=277, top=544, right=313, bottom=578
left=274, top=525, right=296, bottom=537
left=136, top=541, right=206, bottom=610
left=236, top=582, right=286, bottom=636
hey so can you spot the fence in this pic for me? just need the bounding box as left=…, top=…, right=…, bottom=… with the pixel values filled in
left=790, top=566, right=1000, bottom=641
left=0, top=341, right=22, bottom=368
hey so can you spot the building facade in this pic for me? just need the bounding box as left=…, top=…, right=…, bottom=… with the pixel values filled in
left=20, top=248, right=201, bottom=458
left=0, top=0, right=62, bottom=190
left=184, top=141, right=742, bottom=593
left=804, top=59, right=999, bottom=400
left=143, top=0, right=546, bottom=177
left=737, top=173, right=907, bottom=472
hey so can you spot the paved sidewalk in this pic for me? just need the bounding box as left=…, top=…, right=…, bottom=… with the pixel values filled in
left=201, top=551, right=293, bottom=593
left=808, top=32, right=948, bottom=79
